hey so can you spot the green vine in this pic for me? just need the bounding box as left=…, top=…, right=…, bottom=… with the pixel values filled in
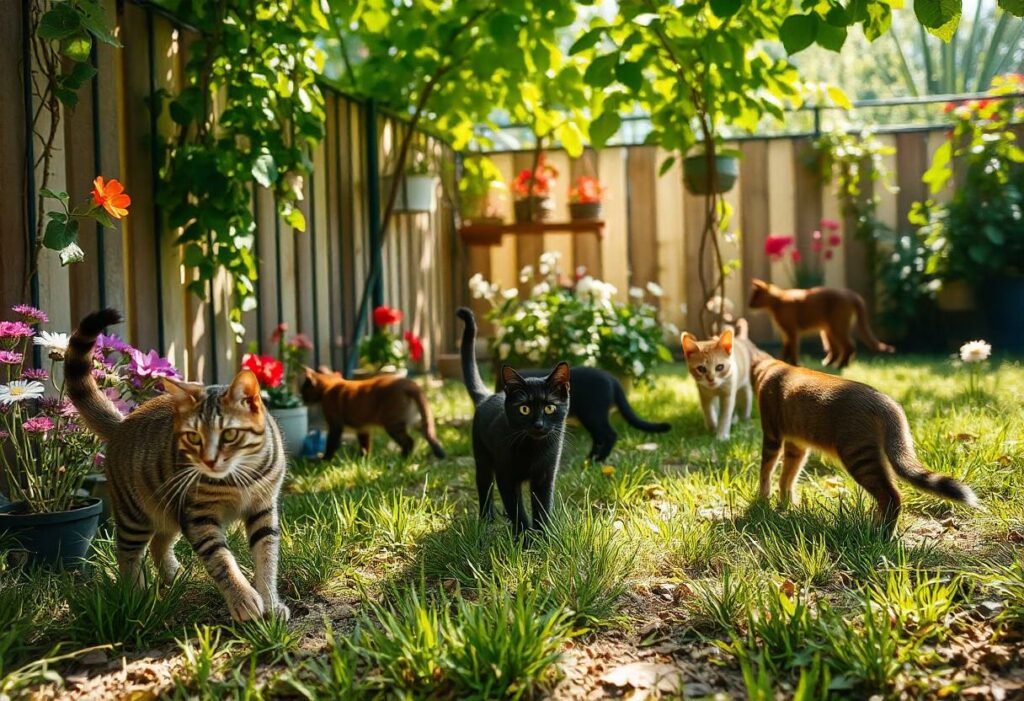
left=156, top=0, right=327, bottom=340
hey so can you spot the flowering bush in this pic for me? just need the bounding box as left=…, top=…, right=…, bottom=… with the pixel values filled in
left=469, top=252, right=674, bottom=384
left=569, top=176, right=605, bottom=204
left=359, top=306, right=423, bottom=372
left=764, top=219, right=842, bottom=288
left=0, top=305, right=177, bottom=513
left=511, top=155, right=558, bottom=200
left=40, top=176, right=131, bottom=266
left=242, top=323, right=312, bottom=409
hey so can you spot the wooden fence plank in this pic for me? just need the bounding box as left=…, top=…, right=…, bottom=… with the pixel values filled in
left=792, top=137, right=822, bottom=258
left=512, top=152, right=545, bottom=277
left=654, top=147, right=684, bottom=331
left=896, top=131, right=929, bottom=228
left=739, top=140, right=772, bottom=339
left=598, top=148, right=629, bottom=298
left=570, top=150, right=602, bottom=279
left=0, top=1, right=27, bottom=313
left=626, top=146, right=658, bottom=293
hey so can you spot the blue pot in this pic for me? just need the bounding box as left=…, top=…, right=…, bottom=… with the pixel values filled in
left=0, top=497, right=102, bottom=570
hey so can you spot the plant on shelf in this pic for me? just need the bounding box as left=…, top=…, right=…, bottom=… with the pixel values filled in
left=512, top=155, right=559, bottom=224
left=765, top=219, right=843, bottom=288
left=568, top=176, right=606, bottom=220
left=358, top=306, right=423, bottom=374
left=458, top=157, right=508, bottom=225
left=470, top=252, right=674, bottom=385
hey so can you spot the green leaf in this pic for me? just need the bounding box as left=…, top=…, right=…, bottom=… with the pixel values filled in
left=39, top=188, right=70, bottom=205
left=710, top=0, right=742, bottom=18
left=79, top=0, right=120, bottom=46
left=658, top=156, right=676, bottom=176
left=38, top=5, right=82, bottom=41
left=922, top=140, right=952, bottom=194
left=183, top=243, right=206, bottom=267
left=614, top=61, right=643, bottom=92
left=251, top=152, right=278, bottom=188
left=61, top=32, right=92, bottom=62
left=914, top=0, right=961, bottom=40
left=92, top=209, right=113, bottom=228
left=488, top=14, right=517, bottom=48
left=583, top=52, right=619, bottom=89
left=967, top=242, right=989, bottom=264
left=984, top=225, right=1005, bottom=245
left=826, top=85, right=852, bottom=109
left=588, top=110, right=621, bottom=149
left=43, top=217, right=78, bottom=250
left=780, top=13, right=820, bottom=54
left=825, top=5, right=851, bottom=26
left=59, top=61, right=98, bottom=91
left=556, top=122, right=584, bottom=158
left=816, top=22, right=848, bottom=51
left=284, top=207, right=306, bottom=231
left=569, top=27, right=604, bottom=55
left=998, top=0, right=1024, bottom=15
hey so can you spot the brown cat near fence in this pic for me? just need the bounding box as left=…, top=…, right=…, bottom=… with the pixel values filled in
left=748, top=342, right=977, bottom=536
left=300, top=367, right=445, bottom=460
left=747, top=279, right=894, bottom=369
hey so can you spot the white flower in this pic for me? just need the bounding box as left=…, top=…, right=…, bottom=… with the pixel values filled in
left=646, top=281, right=664, bottom=297
left=502, top=288, right=519, bottom=300
left=576, top=265, right=587, bottom=277
left=584, top=356, right=598, bottom=367
left=664, top=322, right=680, bottom=337
left=539, top=263, right=550, bottom=276
left=613, top=325, right=626, bottom=335
left=515, top=339, right=527, bottom=354
left=532, top=282, right=550, bottom=297
left=576, top=276, right=594, bottom=297
left=959, top=340, right=991, bottom=364
left=34, top=331, right=70, bottom=354
left=629, top=286, right=644, bottom=299
left=539, top=251, right=561, bottom=267
left=519, top=265, right=534, bottom=282
left=499, top=343, right=511, bottom=359
left=641, top=317, right=656, bottom=329
left=528, top=349, right=540, bottom=361
left=468, top=273, right=487, bottom=299
left=632, top=360, right=645, bottom=377
left=536, top=336, right=549, bottom=351
left=638, top=339, right=649, bottom=352
left=0, top=380, right=46, bottom=405
left=570, top=343, right=586, bottom=356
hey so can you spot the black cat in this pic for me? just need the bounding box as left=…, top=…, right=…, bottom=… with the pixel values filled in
left=457, top=308, right=570, bottom=535
left=496, top=367, right=670, bottom=461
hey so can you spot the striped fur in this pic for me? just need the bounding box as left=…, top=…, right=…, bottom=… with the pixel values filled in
left=66, top=310, right=289, bottom=622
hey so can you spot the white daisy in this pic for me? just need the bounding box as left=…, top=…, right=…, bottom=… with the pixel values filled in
left=34, top=331, right=70, bottom=354
left=646, top=281, right=664, bottom=297
left=629, top=286, right=644, bottom=299
left=0, top=380, right=46, bottom=405
left=502, top=288, right=518, bottom=300
left=959, top=340, right=991, bottom=364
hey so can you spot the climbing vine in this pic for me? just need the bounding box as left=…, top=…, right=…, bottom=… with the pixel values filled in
left=156, top=0, right=326, bottom=339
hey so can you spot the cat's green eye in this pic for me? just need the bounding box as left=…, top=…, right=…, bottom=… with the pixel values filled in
left=182, top=431, right=202, bottom=447
left=518, top=405, right=531, bottom=415
left=544, top=404, right=556, bottom=415
left=222, top=428, right=240, bottom=443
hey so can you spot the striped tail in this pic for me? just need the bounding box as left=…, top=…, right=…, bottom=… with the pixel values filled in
left=852, top=293, right=895, bottom=353
left=884, top=420, right=978, bottom=507
left=65, top=309, right=125, bottom=441
left=408, top=385, right=446, bottom=458
left=456, top=307, right=490, bottom=406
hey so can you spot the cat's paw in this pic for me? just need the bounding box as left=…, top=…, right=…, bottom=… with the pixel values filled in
left=716, top=432, right=731, bottom=442
left=268, top=601, right=291, bottom=621
left=226, top=584, right=265, bottom=622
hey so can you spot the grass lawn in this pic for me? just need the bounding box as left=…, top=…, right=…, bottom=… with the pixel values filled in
left=3, top=356, right=1024, bottom=699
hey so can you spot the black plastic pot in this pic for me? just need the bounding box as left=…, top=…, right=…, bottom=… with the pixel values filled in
left=683, top=154, right=739, bottom=194
left=0, top=497, right=102, bottom=569
left=513, top=196, right=554, bottom=223
left=569, top=201, right=602, bottom=220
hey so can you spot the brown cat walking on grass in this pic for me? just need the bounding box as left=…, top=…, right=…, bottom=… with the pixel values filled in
left=300, top=367, right=445, bottom=460
left=748, top=279, right=894, bottom=368
left=749, top=344, right=977, bottom=536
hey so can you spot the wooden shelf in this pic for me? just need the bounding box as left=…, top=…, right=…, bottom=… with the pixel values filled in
left=459, top=220, right=605, bottom=246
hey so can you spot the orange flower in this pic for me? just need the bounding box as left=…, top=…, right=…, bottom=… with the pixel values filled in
left=92, top=177, right=131, bottom=219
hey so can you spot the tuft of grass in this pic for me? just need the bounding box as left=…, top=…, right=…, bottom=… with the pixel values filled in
left=687, top=568, right=755, bottom=634
left=172, top=625, right=234, bottom=699
left=67, top=569, right=187, bottom=649
left=230, top=613, right=302, bottom=663
left=868, top=566, right=966, bottom=642
left=751, top=531, right=838, bottom=587
left=982, top=555, right=1024, bottom=628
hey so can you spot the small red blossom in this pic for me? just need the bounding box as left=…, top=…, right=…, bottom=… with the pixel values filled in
left=242, top=353, right=284, bottom=388
left=404, top=331, right=423, bottom=363
left=373, top=305, right=404, bottom=327
left=828, top=234, right=842, bottom=247
left=270, top=322, right=288, bottom=344
left=511, top=155, right=559, bottom=199
left=289, top=333, right=313, bottom=350
left=569, top=176, right=606, bottom=204
left=791, top=249, right=802, bottom=263
left=765, top=234, right=794, bottom=260
left=824, top=250, right=834, bottom=260
left=820, top=218, right=840, bottom=231
left=812, top=240, right=823, bottom=253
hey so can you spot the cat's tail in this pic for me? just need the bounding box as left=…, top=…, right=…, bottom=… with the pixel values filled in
left=735, top=318, right=749, bottom=339
left=456, top=307, right=490, bottom=406
left=853, top=294, right=895, bottom=353
left=65, top=308, right=125, bottom=441
left=884, top=416, right=978, bottom=507
left=613, top=382, right=670, bottom=434
left=408, top=386, right=446, bottom=459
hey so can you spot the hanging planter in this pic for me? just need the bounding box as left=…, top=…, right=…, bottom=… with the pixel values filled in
left=384, top=174, right=438, bottom=213
left=568, top=176, right=606, bottom=221
left=513, top=196, right=555, bottom=223
left=683, top=153, right=739, bottom=194
left=0, top=498, right=103, bottom=570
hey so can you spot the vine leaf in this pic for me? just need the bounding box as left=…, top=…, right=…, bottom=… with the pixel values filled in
left=588, top=110, right=621, bottom=149
left=914, top=0, right=961, bottom=41
left=780, top=13, right=819, bottom=54
left=998, top=0, right=1024, bottom=15
left=38, top=5, right=81, bottom=41
left=251, top=153, right=278, bottom=188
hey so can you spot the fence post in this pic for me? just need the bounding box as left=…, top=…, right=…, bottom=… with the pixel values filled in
left=366, top=100, right=384, bottom=309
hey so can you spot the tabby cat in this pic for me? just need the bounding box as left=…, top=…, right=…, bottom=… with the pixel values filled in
left=749, top=342, right=977, bottom=535
left=457, top=308, right=570, bottom=534
left=66, top=309, right=288, bottom=622
left=681, top=319, right=755, bottom=441
left=300, top=367, right=445, bottom=460
left=748, top=279, right=894, bottom=368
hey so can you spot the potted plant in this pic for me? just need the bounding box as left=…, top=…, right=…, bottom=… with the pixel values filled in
left=683, top=147, right=740, bottom=195
left=512, top=155, right=558, bottom=224
left=459, top=157, right=509, bottom=225
left=385, top=146, right=438, bottom=214
left=569, top=176, right=605, bottom=221
left=0, top=305, right=175, bottom=568
left=356, top=306, right=423, bottom=378
left=242, top=324, right=312, bottom=457
left=764, top=220, right=842, bottom=289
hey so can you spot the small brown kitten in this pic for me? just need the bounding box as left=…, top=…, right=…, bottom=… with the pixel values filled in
left=749, top=345, right=977, bottom=535
left=300, top=367, right=445, bottom=459
left=681, top=320, right=755, bottom=441
left=748, top=279, right=894, bottom=368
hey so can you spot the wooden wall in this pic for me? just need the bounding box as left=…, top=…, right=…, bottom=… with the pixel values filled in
left=472, top=129, right=953, bottom=345
left=1, top=1, right=456, bottom=382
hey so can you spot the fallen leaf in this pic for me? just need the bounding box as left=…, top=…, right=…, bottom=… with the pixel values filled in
left=601, top=662, right=685, bottom=693
left=780, top=579, right=796, bottom=597
left=950, top=432, right=978, bottom=443
left=636, top=443, right=659, bottom=452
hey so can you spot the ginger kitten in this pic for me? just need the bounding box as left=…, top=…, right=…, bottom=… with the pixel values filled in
left=681, top=320, right=755, bottom=441
left=748, top=279, right=894, bottom=369
left=748, top=343, right=977, bottom=535
left=66, top=310, right=288, bottom=622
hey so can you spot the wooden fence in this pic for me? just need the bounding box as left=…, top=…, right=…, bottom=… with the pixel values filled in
left=472, top=128, right=954, bottom=345
left=1, top=1, right=458, bottom=384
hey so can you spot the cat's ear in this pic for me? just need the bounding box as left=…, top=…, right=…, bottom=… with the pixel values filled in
left=751, top=278, right=768, bottom=290
left=501, top=365, right=526, bottom=389
left=228, top=369, right=263, bottom=414
left=162, top=378, right=203, bottom=408
left=545, top=362, right=571, bottom=399
left=718, top=328, right=734, bottom=354
left=303, top=366, right=319, bottom=384
left=681, top=332, right=700, bottom=358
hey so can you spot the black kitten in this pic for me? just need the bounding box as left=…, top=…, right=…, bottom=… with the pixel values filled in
left=457, top=308, right=570, bottom=535
left=496, top=367, right=670, bottom=461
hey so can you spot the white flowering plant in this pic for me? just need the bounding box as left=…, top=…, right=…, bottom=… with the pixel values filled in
left=958, top=339, right=992, bottom=397
left=469, top=252, right=674, bottom=385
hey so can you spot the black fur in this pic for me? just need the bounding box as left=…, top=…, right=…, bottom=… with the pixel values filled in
left=496, top=367, right=670, bottom=461
left=458, top=308, right=570, bottom=535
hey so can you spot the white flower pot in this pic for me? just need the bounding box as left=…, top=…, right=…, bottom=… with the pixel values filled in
left=384, top=175, right=437, bottom=213
left=268, top=406, right=309, bottom=458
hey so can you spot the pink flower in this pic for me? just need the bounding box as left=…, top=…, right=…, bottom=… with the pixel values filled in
left=271, top=322, right=289, bottom=344
left=812, top=241, right=823, bottom=253
left=812, top=229, right=822, bottom=241
left=0, top=351, right=23, bottom=364
left=791, top=250, right=802, bottom=263
left=824, top=250, right=834, bottom=260
left=0, top=321, right=33, bottom=340
left=94, top=453, right=105, bottom=466
left=820, top=218, right=840, bottom=231
left=22, top=416, right=55, bottom=433
left=129, top=348, right=180, bottom=380
left=828, top=234, right=842, bottom=247
left=22, top=368, right=47, bottom=381
left=289, top=333, right=313, bottom=350
left=11, top=305, right=48, bottom=325
left=97, top=333, right=132, bottom=355
left=765, top=234, right=794, bottom=260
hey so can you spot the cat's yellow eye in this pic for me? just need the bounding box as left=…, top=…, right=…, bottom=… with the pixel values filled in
left=518, top=405, right=531, bottom=415
left=183, top=431, right=202, bottom=447
left=222, top=428, right=240, bottom=443
left=544, top=404, right=556, bottom=415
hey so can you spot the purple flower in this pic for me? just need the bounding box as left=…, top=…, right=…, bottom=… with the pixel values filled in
left=94, top=453, right=105, bottom=466
left=21, top=368, right=48, bottom=381
left=103, top=387, right=133, bottom=415
left=0, top=430, right=7, bottom=440
left=0, top=350, right=23, bottom=364
left=128, top=348, right=180, bottom=380
left=39, top=397, right=63, bottom=414
left=0, top=321, right=33, bottom=346
left=97, top=333, right=133, bottom=355
left=22, top=416, right=55, bottom=433
left=11, top=305, right=48, bottom=325
left=60, top=400, right=79, bottom=417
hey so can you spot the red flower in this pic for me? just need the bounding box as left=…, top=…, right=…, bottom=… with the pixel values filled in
left=791, top=249, right=802, bottom=263
left=820, top=218, right=840, bottom=231
left=373, top=305, right=404, bottom=327
left=765, top=234, right=794, bottom=260
left=270, top=322, right=288, bottom=344
left=824, top=250, right=834, bottom=260
left=812, top=240, right=823, bottom=253
left=569, top=176, right=605, bottom=204
left=942, top=101, right=957, bottom=114
left=511, top=155, right=558, bottom=199
left=242, top=353, right=283, bottom=388
left=828, top=234, right=842, bottom=247
left=289, top=333, right=313, bottom=350
left=404, top=331, right=423, bottom=362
